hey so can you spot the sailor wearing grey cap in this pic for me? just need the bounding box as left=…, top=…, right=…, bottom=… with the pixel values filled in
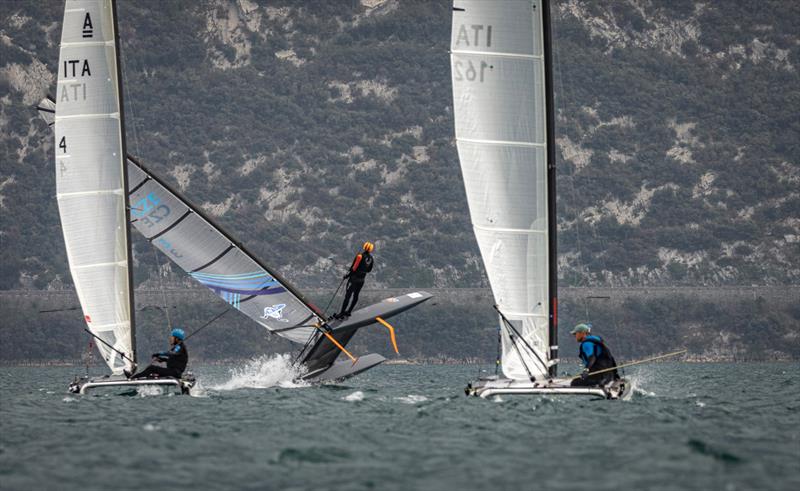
left=570, top=323, right=620, bottom=387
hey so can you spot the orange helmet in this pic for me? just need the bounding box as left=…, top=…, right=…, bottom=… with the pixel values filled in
left=362, top=241, right=374, bottom=253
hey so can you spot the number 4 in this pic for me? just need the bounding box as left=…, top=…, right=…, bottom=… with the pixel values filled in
left=59, top=136, right=67, bottom=153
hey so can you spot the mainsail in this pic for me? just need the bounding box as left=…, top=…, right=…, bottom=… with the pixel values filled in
left=451, top=0, right=558, bottom=380
left=54, top=0, right=135, bottom=373
left=39, top=101, right=325, bottom=345
left=124, top=159, right=324, bottom=344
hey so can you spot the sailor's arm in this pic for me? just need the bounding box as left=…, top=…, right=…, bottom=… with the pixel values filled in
left=153, top=344, right=182, bottom=361
left=344, top=254, right=363, bottom=278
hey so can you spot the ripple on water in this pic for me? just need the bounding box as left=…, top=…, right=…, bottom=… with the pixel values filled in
left=343, top=391, right=364, bottom=401
left=273, top=447, right=351, bottom=465
left=687, top=438, right=744, bottom=464
left=395, top=394, right=428, bottom=404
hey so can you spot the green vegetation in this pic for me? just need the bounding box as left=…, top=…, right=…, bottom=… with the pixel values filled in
left=0, top=2, right=798, bottom=288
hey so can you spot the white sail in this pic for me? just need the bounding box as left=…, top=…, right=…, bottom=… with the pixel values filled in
left=451, top=0, right=552, bottom=380
left=55, top=0, right=134, bottom=373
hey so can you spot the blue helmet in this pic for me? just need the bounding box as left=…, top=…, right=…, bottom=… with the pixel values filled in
left=170, top=328, right=186, bottom=340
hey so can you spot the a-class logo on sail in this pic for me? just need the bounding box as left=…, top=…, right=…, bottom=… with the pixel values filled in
left=261, top=304, right=289, bottom=322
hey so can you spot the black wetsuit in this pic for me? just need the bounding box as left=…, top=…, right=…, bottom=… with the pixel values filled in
left=339, top=251, right=374, bottom=316
left=131, top=342, right=188, bottom=379
left=570, top=335, right=619, bottom=387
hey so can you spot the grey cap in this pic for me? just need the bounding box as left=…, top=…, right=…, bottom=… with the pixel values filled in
left=570, top=323, right=591, bottom=334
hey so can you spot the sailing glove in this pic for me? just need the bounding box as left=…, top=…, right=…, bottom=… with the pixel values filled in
left=580, top=368, right=589, bottom=380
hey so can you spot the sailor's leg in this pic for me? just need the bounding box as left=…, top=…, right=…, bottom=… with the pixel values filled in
left=131, top=365, right=180, bottom=379
left=570, top=376, right=596, bottom=387
left=130, top=364, right=157, bottom=379
left=345, top=281, right=364, bottom=314
left=339, top=282, right=354, bottom=316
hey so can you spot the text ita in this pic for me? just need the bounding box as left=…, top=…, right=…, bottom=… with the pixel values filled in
left=455, top=24, right=492, bottom=47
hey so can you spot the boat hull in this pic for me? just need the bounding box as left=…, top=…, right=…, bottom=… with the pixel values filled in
left=466, top=376, right=630, bottom=400
left=69, top=374, right=196, bottom=395
left=301, top=353, right=386, bottom=384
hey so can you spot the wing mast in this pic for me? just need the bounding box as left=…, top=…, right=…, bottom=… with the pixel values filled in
left=111, top=0, right=137, bottom=364
left=542, top=0, right=558, bottom=377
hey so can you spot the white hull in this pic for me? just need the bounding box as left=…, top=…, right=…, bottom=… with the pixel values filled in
left=466, top=376, right=630, bottom=400
left=69, top=374, right=196, bottom=395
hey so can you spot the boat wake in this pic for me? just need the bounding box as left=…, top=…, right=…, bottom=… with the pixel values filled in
left=210, top=354, right=309, bottom=391
left=343, top=391, right=365, bottom=401
left=395, top=394, right=428, bottom=404
left=137, top=385, right=167, bottom=397
left=626, top=371, right=657, bottom=399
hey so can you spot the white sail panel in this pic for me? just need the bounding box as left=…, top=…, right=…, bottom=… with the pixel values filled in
left=55, top=0, right=133, bottom=373
left=451, top=0, right=551, bottom=379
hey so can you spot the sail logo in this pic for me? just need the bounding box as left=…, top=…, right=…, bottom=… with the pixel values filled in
left=131, top=192, right=171, bottom=227
left=261, top=304, right=289, bottom=322
left=82, top=13, right=93, bottom=38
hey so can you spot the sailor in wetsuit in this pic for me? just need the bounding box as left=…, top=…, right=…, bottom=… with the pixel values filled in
left=333, top=241, right=375, bottom=319
left=126, top=328, right=188, bottom=380
left=570, top=323, right=620, bottom=387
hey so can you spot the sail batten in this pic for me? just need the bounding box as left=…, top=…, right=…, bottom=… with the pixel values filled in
left=473, top=224, right=546, bottom=234
left=451, top=49, right=543, bottom=60
left=456, top=137, right=544, bottom=147
left=451, top=0, right=553, bottom=381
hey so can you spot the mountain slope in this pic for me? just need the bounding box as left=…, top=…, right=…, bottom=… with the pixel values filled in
left=0, top=0, right=797, bottom=291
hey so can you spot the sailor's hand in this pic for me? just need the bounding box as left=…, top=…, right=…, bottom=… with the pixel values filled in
left=580, top=368, right=589, bottom=380
left=342, top=273, right=350, bottom=279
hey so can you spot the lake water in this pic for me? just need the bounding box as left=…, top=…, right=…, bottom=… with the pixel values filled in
left=0, top=361, right=798, bottom=490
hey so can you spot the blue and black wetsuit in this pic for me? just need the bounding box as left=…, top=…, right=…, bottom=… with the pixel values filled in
left=131, top=342, right=188, bottom=379
left=571, top=335, right=619, bottom=387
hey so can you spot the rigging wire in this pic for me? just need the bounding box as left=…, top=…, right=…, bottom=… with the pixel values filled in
left=151, top=247, right=172, bottom=329
left=552, top=9, right=624, bottom=359
left=120, top=28, right=175, bottom=331
left=552, top=10, right=594, bottom=322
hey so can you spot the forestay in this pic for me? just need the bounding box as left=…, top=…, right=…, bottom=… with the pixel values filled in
left=451, top=0, right=552, bottom=380
left=54, top=0, right=134, bottom=373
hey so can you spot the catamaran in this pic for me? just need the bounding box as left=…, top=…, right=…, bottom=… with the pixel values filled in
left=450, top=0, right=629, bottom=399
left=41, top=0, right=431, bottom=394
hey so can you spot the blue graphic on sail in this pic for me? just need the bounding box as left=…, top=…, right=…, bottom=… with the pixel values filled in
left=189, top=271, right=285, bottom=308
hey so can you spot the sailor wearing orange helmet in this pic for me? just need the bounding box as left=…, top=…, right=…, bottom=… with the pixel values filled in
left=333, top=241, right=375, bottom=319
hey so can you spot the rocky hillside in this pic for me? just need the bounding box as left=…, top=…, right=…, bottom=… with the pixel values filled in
left=1, top=0, right=798, bottom=291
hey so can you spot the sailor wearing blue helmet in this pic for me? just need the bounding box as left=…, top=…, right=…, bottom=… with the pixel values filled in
left=126, top=327, right=189, bottom=380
